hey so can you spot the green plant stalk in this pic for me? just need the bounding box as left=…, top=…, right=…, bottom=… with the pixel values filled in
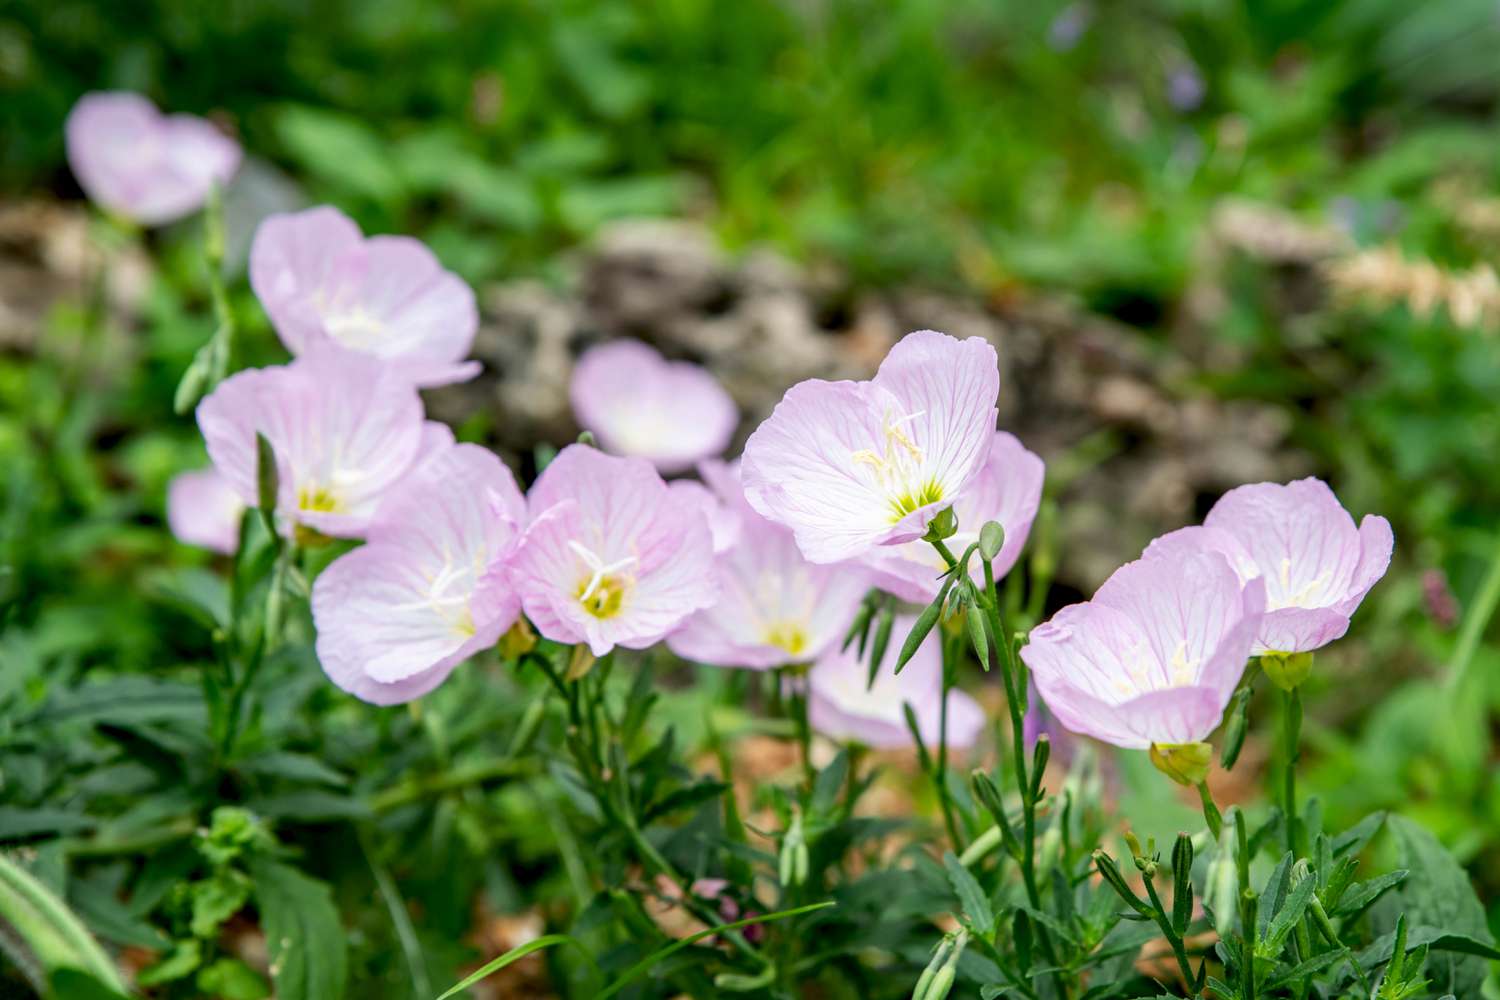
left=783, top=666, right=816, bottom=789
left=925, top=537, right=966, bottom=851
left=1282, top=686, right=1303, bottom=858
left=1445, top=525, right=1500, bottom=694
left=1142, top=874, right=1200, bottom=997
left=539, top=652, right=767, bottom=971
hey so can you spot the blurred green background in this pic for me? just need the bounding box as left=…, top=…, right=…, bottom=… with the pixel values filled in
left=5, top=0, right=1500, bottom=991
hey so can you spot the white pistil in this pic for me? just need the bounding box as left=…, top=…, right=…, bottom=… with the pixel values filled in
left=568, top=540, right=638, bottom=602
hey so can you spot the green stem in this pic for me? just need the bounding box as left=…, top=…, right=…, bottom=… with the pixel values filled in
left=784, top=667, right=816, bottom=789
left=1143, top=875, right=1199, bottom=996
left=935, top=634, right=963, bottom=851
left=368, top=758, right=539, bottom=813
left=1197, top=781, right=1223, bottom=840
left=1446, top=526, right=1500, bottom=693
left=1282, top=686, right=1302, bottom=858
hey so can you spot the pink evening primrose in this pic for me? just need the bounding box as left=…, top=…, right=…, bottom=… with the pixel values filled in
left=65, top=91, right=240, bottom=226
left=1144, top=478, right=1394, bottom=654
left=569, top=340, right=738, bottom=473
left=249, top=206, right=480, bottom=388
left=312, top=444, right=525, bottom=704
left=863, top=431, right=1044, bottom=603
left=806, top=613, right=986, bottom=750
left=742, top=330, right=999, bottom=564
left=1020, top=549, right=1266, bottom=750
left=196, top=347, right=431, bottom=539
left=511, top=445, right=718, bottom=656
left=665, top=478, right=742, bottom=554
left=668, top=461, right=872, bottom=669
left=166, top=467, right=246, bottom=555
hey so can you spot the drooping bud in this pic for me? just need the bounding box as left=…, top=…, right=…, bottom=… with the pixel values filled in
left=1260, top=651, right=1313, bottom=691
left=1149, top=741, right=1214, bottom=786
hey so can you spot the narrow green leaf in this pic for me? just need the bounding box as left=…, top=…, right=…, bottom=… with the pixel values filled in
left=595, top=901, right=836, bottom=999
left=433, top=934, right=594, bottom=1000
left=247, top=857, right=347, bottom=1000
left=943, top=851, right=994, bottom=934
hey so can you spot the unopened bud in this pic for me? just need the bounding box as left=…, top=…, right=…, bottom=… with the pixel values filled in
left=1149, top=741, right=1213, bottom=786
left=978, top=520, right=1005, bottom=561
left=1261, top=651, right=1313, bottom=691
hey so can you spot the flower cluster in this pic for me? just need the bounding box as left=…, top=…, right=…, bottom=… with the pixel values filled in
left=84, top=91, right=1392, bottom=765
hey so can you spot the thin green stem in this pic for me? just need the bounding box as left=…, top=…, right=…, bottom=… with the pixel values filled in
left=1282, top=686, right=1303, bottom=858
left=1446, top=526, right=1500, bottom=693
left=1143, top=875, right=1200, bottom=996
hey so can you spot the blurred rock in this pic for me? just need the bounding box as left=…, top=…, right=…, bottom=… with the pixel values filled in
left=428, top=217, right=1312, bottom=596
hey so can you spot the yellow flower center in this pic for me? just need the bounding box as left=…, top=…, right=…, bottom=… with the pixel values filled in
left=850, top=408, right=943, bottom=522
left=578, top=574, right=630, bottom=619
left=297, top=486, right=342, bottom=513
left=763, top=622, right=808, bottom=656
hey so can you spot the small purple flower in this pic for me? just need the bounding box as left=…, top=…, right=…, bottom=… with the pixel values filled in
left=511, top=445, right=718, bottom=655
left=1048, top=3, right=1093, bottom=51
left=806, top=613, right=986, bottom=750
left=668, top=462, right=872, bottom=670
left=743, top=330, right=999, bottom=564
left=1167, top=64, right=1205, bottom=112
left=862, top=431, right=1044, bottom=603
left=196, top=346, right=434, bottom=539
left=65, top=92, right=240, bottom=226
left=312, top=444, right=525, bottom=704
left=1021, top=549, right=1265, bottom=749
left=1145, top=478, right=1393, bottom=654
left=166, top=467, right=245, bottom=554
left=249, top=206, right=480, bottom=388
left=569, top=340, right=737, bottom=474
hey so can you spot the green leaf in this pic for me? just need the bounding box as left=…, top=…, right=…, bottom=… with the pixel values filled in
left=137, top=939, right=202, bottom=986
left=31, top=677, right=206, bottom=730
left=942, top=851, right=995, bottom=935
left=434, top=934, right=595, bottom=1000
left=0, top=853, right=127, bottom=995
left=595, top=901, right=835, bottom=1000
left=275, top=106, right=405, bottom=204
left=234, top=752, right=348, bottom=789
left=197, top=957, right=271, bottom=1000
left=190, top=869, right=251, bottom=939
left=0, top=807, right=95, bottom=840
left=248, top=858, right=347, bottom=1000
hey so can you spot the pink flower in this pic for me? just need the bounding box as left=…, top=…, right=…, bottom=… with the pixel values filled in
left=569, top=340, right=737, bottom=473
left=1145, top=478, right=1394, bottom=654
left=166, top=468, right=245, bottom=554
left=806, top=614, right=986, bottom=750
left=742, top=330, right=999, bottom=564
left=196, top=347, right=431, bottom=539
left=312, top=444, right=524, bottom=704
left=249, top=206, right=480, bottom=387
left=1020, top=550, right=1265, bottom=749
left=665, top=478, right=741, bottom=554
left=668, top=462, right=871, bottom=669
left=862, top=431, right=1044, bottom=602
left=64, top=92, right=240, bottom=226
left=511, top=445, right=718, bottom=655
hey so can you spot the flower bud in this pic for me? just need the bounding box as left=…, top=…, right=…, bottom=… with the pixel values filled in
left=779, top=807, right=807, bottom=887
left=924, top=506, right=958, bottom=542
left=1260, top=651, right=1313, bottom=691
left=565, top=644, right=597, bottom=681
left=1218, top=684, right=1253, bottom=770
left=978, top=520, right=1005, bottom=561
left=498, top=618, right=538, bottom=660
left=1149, top=741, right=1213, bottom=786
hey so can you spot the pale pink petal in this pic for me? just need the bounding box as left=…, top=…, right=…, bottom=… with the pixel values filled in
left=743, top=380, right=927, bottom=563
left=871, top=330, right=1000, bottom=503
left=806, top=613, right=986, bottom=750
left=1143, top=525, right=1260, bottom=582
left=668, top=509, right=870, bottom=669
left=196, top=347, right=426, bottom=538
left=1336, top=515, right=1394, bottom=617
left=248, top=208, right=479, bottom=387
left=250, top=206, right=364, bottom=354
left=1092, top=550, right=1253, bottom=691
left=65, top=92, right=239, bottom=225
left=666, top=480, right=741, bottom=553
left=166, top=468, right=245, bottom=554
left=1204, top=478, right=1361, bottom=614
left=570, top=340, right=737, bottom=473
left=512, top=445, right=717, bottom=655
left=311, top=445, right=523, bottom=704
left=1255, top=607, right=1350, bottom=655
left=863, top=431, right=1044, bottom=602
left=744, top=330, right=1000, bottom=564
